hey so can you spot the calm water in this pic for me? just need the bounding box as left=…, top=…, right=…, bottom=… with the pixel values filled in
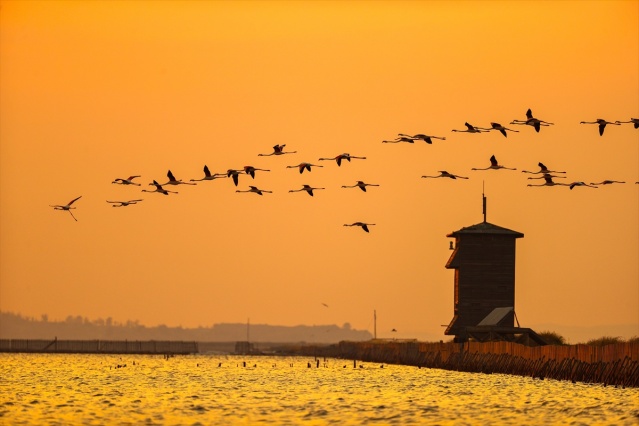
left=1, top=354, right=638, bottom=425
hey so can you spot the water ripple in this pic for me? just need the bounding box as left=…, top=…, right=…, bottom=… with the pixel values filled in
left=1, top=354, right=638, bottom=425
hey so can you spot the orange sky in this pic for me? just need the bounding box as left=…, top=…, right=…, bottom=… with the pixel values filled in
left=1, top=1, right=638, bottom=343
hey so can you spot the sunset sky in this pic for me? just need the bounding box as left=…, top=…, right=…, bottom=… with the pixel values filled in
left=1, top=1, right=637, bottom=343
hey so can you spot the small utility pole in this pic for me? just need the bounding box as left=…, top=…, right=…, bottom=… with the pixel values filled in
left=374, top=310, right=377, bottom=339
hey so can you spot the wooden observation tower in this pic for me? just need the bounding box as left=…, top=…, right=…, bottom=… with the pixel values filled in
left=444, top=192, right=545, bottom=345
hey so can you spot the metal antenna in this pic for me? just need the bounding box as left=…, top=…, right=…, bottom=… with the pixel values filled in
left=482, top=181, right=487, bottom=223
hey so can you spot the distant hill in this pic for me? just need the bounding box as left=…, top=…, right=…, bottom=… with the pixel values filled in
left=0, top=312, right=372, bottom=343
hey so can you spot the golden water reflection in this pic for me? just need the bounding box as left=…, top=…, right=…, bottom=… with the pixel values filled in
left=1, top=354, right=637, bottom=425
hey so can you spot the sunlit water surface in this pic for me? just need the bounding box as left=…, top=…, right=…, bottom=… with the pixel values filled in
left=0, top=354, right=637, bottom=425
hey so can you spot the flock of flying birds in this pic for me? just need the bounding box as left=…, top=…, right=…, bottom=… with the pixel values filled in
left=50, top=109, right=639, bottom=229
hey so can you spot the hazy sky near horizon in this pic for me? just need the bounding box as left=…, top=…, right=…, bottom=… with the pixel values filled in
left=1, top=1, right=638, bottom=343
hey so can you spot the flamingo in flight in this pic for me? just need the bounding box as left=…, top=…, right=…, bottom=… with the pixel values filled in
left=106, top=199, right=144, bottom=207
left=398, top=133, right=446, bottom=144
left=344, top=222, right=375, bottom=233
left=286, top=162, right=323, bottom=174
left=527, top=173, right=566, bottom=180
left=478, top=122, right=519, bottom=137
left=236, top=185, right=272, bottom=195
left=289, top=184, right=325, bottom=196
left=568, top=181, right=598, bottom=190
left=50, top=196, right=82, bottom=221
left=580, top=119, right=620, bottom=136
left=112, top=175, right=141, bottom=186
left=471, top=155, right=517, bottom=171
left=382, top=136, right=416, bottom=143
left=589, top=180, right=625, bottom=186
left=617, top=118, right=639, bottom=129
left=157, top=170, right=196, bottom=186
left=226, top=169, right=244, bottom=186
left=527, top=175, right=563, bottom=187
left=342, top=181, right=380, bottom=192
left=142, top=180, right=178, bottom=195
left=258, top=144, right=297, bottom=156
left=318, top=153, right=366, bottom=167
left=243, top=166, right=270, bottom=179
left=451, top=122, right=489, bottom=133
left=521, top=162, right=566, bottom=175
left=190, top=165, right=227, bottom=182
left=510, top=108, right=553, bottom=132
left=421, top=171, right=469, bottom=180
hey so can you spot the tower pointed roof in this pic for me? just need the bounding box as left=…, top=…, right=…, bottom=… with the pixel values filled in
left=447, top=221, right=524, bottom=238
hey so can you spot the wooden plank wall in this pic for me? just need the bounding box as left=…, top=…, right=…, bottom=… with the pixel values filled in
left=291, top=340, right=639, bottom=388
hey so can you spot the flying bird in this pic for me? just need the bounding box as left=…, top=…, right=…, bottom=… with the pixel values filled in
left=568, top=181, right=598, bottom=190
left=142, top=180, right=178, bottom=195
left=617, top=118, right=639, bottom=128
left=106, top=199, right=144, bottom=207
left=451, top=122, right=489, bottom=133
left=421, top=170, right=469, bottom=179
left=226, top=169, right=243, bottom=186
left=589, top=180, right=625, bottom=186
left=341, top=181, right=380, bottom=192
left=527, top=173, right=566, bottom=180
left=521, top=162, right=566, bottom=175
left=190, top=165, right=227, bottom=182
left=382, top=136, right=415, bottom=143
left=258, top=144, right=296, bottom=156
left=112, top=176, right=141, bottom=186
left=471, top=155, right=516, bottom=171
left=236, top=186, right=272, bottom=195
left=158, top=170, right=196, bottom=186
left=286, top=162, right=323, bottom=174
left=344, top=222, right=375, bottom=233
left=398, top=133, right=446, bottom=144
left=50, top=196, right=82, bottom=221
left=579, top=119, right=620, bottom=136
left=318, top=153, right=366, bottom=167
left=510, top=108, right=554, bottom=132
left=527, top=175, right=563, bottom=187
left=478, top=122, right=520, bottom=137
left=289, top=184, right=325, bottom=197
left=243, top=166, right=270, bottom=179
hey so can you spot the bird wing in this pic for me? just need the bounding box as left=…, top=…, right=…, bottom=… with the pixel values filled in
left=464, top=122, right=473, bottom=130
left=203, top=165, right=211, bottom=177
left=127, top=175, right=140, bottom=180
left=489, top=155, right=498, bottom=166
left=167, top=170, right=176, bottom=181
left=526, top=109, right=533, bottom=119
left=362, top=224, right=369, bottom=232
left=538, top=162, right=548, bottom=171
left=68, top=196, right=82, bottom=205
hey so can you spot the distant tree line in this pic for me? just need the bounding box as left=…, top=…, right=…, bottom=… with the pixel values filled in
left=538, top=330, right=639, bottom=346
left=0, top=311, right=372, bottom=343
